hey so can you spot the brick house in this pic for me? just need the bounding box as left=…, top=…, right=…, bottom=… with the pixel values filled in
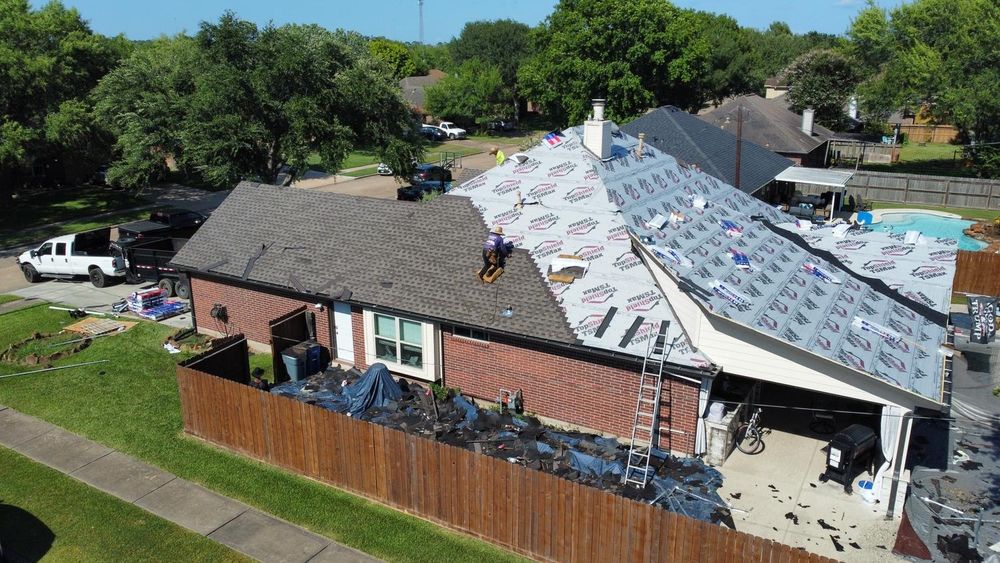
left=175, top=102, right=955, bottom=492
left=172, top=185, right=708, bottom=455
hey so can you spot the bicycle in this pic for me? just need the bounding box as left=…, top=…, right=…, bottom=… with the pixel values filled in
left=734, top=407, right=767, bottom=455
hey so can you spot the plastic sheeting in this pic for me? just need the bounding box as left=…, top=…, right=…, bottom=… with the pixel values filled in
left=453, top=395, right=479, bottom=428
left=345, top=363, right=402, bottom=417
left=566, top=449, right=624, bottom=478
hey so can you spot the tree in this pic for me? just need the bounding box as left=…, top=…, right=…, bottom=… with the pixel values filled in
left=368, top=38, right=425, bottom=80
left=95, top=12, right=422, bottom=188
left=0, top=0, right=127, bottom=193
left=850, top=0, right=1000, bottom=142
left=425, top=60, right=508, bottom=126
left=450, top=20, right=531, bottom=119
left=847, top=1, right=891, bottom=75
left=519, top=0, right=712, bottom=124
left=784, top=49, right=860, bottom=129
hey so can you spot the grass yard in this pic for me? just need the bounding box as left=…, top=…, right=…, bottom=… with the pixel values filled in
left=0, top=448, right=248, bottom=562
left=1, top=186, right=147, bottom=233
left=342, top=165, right=380, bottom=178
left=869, top=201, right=1000, bottom=222
left=862, top=142, right=976, bottom=177
left=0, top=294, right=21, bottom=305
left=0, top=303, right=522, bottom=563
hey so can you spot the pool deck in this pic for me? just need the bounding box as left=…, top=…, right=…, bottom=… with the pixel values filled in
left=851, top=208, right=962, bottom=225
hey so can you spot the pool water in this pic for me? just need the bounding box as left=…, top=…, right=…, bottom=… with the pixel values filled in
left=879, top=212, right=987, bottom=251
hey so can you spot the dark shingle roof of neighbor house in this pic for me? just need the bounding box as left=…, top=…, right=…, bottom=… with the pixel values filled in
left=172, top=182, right=578, bottom=345
left=622, top=106, right=794, bottom=194
left=398, top=69, right=446, bottom=112
left=699, top=94, right=835, bottom=156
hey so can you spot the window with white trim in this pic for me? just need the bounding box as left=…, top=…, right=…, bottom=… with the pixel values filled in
left=363, top=310, right=437, bottom=380
left=374, top=313, right=424, bottom=368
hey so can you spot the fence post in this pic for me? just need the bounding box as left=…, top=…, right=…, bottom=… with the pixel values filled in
left=944, top=179, right=951, bottom=206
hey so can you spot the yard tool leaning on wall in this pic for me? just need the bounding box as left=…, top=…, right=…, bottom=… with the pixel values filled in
left=478, top=226, right=514, bottom=283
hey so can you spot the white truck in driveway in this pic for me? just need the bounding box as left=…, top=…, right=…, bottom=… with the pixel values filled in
left=17, top=227, right=127, bottom=288
left=437, top=121, right=467, bottom=139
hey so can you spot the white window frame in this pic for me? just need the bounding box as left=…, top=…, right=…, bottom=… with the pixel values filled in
left=362, top=310, right=436, bottom=381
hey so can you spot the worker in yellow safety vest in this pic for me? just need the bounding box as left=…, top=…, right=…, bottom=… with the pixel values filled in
left=489, top=146, right=505, bottom=166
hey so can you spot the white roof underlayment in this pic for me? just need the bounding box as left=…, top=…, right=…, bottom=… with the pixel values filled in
left=450, top=126, right=957, bottom=403
left=774, top=167, right=854, bottom=188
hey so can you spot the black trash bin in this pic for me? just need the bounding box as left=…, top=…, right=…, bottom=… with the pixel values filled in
left=819, top=423, right=877, bottom=494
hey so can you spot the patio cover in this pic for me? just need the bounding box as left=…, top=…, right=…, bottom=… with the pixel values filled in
left=774, top=167, right=854, bottom=188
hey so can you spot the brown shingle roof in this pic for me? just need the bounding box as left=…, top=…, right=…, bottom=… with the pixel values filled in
left=172, top=182, right=578, bottom=344
left=698, top=95, right=835, bottom=155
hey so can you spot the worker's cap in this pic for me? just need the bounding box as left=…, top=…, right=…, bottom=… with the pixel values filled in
left=491, top=226, right=504, bottom=235
left=489, top=146, right=500, bottom=155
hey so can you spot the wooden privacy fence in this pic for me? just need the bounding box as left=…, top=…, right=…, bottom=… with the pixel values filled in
left=846, top=171, right=1000, bottom=211
left=954, top=250, right=1000, bottom=297
left=177, top=366, right=833, bottom=562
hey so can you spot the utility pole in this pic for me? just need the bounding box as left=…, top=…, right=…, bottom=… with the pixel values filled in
left=734, top=105, right=743, bottom=190
left=418, top=0, right=424, bottom=44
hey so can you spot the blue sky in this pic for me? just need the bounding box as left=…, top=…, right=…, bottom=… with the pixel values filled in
left=37, top=0, right=903, bottom=43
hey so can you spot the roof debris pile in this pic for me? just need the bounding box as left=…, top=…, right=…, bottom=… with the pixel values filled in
left=271, top=364, right=731, bottom=524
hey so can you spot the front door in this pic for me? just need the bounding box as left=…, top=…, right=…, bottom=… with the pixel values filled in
left=332, top=302, right=354, bottom=363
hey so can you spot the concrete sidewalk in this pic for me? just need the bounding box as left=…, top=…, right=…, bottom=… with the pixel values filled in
left=0, top=406, right=377, bottom=563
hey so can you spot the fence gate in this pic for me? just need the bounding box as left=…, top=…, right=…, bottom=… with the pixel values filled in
left=269, top=307, right=314, bottom=383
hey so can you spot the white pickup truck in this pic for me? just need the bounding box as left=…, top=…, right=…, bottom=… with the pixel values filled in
left=17, top=228, right=127, bottom=288
left=437, top=121, right=467, bottom=139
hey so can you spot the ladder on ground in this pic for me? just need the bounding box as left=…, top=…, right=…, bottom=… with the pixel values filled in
left=623, top=322, right=670, bottom=488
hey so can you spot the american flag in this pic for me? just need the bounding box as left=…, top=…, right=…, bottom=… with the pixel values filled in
left=542, top=131, right=564, bottom=148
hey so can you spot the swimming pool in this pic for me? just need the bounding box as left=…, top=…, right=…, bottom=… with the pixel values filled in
left=879, top=212, right=987, bottom=251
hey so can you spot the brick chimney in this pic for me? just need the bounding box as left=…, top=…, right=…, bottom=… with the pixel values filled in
left=583, top=99, right=612, bottom=160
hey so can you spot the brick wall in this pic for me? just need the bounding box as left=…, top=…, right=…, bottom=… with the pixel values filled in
left=189, top=276, right=700, bottom=454
left=190, top=276, right=331, bottom=353
left=441, top=331, right=699, bottom=455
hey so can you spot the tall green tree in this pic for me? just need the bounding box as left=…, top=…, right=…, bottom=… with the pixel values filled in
left=450, top=20, right=531, bottom=119
left=368, top=38, right=425, bottom=80
left=851, top=0, right=1000, bottom=142
left=519, top=0, right=712, bottom=124
left=784, top=49, right=860, bottom=129
left=0, top=0, right=127, bottom=193
left=95, top=12, right=422, bottom=188
left=425, top=60, right=508, bottom=126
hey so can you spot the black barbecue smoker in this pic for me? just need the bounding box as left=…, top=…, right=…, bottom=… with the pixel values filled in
left=819, top=424, right=877, bottom=494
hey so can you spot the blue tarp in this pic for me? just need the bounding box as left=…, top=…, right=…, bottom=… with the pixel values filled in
left=453, top=396, right=479, bottom=428
left=566, top=449, right=624, bottom=478
left=344, top=363, right=402, bottom=417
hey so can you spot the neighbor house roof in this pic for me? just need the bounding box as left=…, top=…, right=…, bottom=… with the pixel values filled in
left=398, top=69, right=446, bottom=112
left=171, top=183, right=578, bottom=345
left=699, top=95, right=835, bottom=156
left=622, top=106, right=794, bottom=194
left=451, top=125, right=955, bottom=404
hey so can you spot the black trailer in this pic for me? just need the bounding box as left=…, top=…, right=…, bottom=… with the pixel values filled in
left=116, top=237, right=191, bottom=298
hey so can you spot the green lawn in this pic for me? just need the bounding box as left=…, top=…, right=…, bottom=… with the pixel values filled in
left=0, top=303, right=521, bottom=563
left=0, top=294, right=21, bottom=305
left=306, top=150, right=381, bottom=171
left=342, top=165, right=380, bottom=178
left=862, top=142, right=975, bottom=177
left=1, top=186, right=148, bottom=233
left=0, top=448, right=248, bottom=562
left=0, top=207, right=155, bottom=249
left=869, top=200, right=1000, bottom=222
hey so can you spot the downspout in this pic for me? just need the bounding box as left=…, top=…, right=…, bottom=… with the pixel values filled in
left=885, top=411, right=914, bottom=519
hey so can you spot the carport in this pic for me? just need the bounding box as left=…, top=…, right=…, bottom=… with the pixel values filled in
left=773, top=167, right=855, bottom=216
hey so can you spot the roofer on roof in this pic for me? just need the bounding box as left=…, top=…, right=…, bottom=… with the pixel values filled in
left=478, top=226, right=514, bottom=283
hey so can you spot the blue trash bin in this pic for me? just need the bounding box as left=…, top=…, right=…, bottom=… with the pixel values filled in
left=281, top=352, right=305, bottom=382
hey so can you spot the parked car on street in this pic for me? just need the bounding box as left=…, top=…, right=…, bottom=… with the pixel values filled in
left=411, top=163, right=452, bottom=185
left=419, top=125, right=447, bottom=141
left=117, top=208, right=207, bottom=240
left=377, top=163, right=393, bottom=176
left=436, top=122, right=467, bottom=139
left=397, top=180, right=450, bottom=201
left=17, top=228, right=126, bottom=287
